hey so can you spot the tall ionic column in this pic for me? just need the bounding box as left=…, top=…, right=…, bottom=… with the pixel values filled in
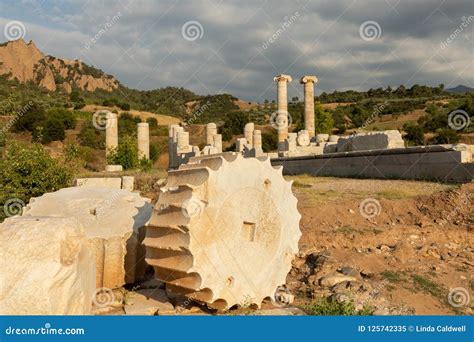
left=206, top=123, right=217, bottom=145
left=273, top=74, right=292, bottom=142
left=105, top=112, right=118, bottom=157
left=137, top=122, right=150, bottom=160
left=300, top=76, right=318, bottom=138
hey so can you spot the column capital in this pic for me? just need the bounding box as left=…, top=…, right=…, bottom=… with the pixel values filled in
left=300, top=75, right=318, bottom=84
left=274, top=74, right=292, bottom=83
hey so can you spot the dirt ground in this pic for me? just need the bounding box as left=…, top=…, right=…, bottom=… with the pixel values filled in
left=286, top=176, right=473, bottom=315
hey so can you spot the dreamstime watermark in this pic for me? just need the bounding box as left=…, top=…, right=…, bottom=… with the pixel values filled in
left=0, top=100, right=33, bottom=138
left=3, top=20, right=26, bottom=41
left=447, top=287, right=471, bottom=308
left=84, top=12, right=122, bottom=50
left=359, top=198, right=381, bottom=219
left=181, top=20, right=204, bottom=41
left=262, top=11, right=300, bottom=50
left=92, top=110, right=114, bottom=130
left=270, top=110, right=292, bottom=131
left=361, top=101, right=388, bottom=129
left=448, top=109, right=471, bottom=131
left=440, top=16, right=474, bottom=50
left=2, top=198, right=25, bottom=218
left=188, top=100, right=211, bottom=124
left=359, top=20, right=382, bottom=41
left=92, top=287, right=115, bottom=308
left=5, top=323, right=85, bottom=336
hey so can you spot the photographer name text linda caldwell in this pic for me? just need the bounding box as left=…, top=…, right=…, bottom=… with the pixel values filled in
left=416, top=325, right=466, bottom=333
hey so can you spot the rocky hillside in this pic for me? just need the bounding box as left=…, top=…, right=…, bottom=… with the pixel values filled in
left=0, top=39, right=119, bottom=93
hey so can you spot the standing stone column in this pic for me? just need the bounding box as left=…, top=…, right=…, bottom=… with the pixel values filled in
left=244, top=123, right=254, bottom=147
left=213, top=134, right=222, bottom=153
left=206, top=123, right=217, bottom=145
left=253, top=130, right=262, bottom=152
left=177, top=131, right=189, bottom=149
left=137, top=123, right=150, bottom=160
left=273, top=74, right=292, bottom=143
left=105, top=112, right=118, bottom=157
left=300, top=76, right=318, bottom=138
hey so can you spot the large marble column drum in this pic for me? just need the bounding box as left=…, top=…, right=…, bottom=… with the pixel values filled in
left=273, top=74, right=292, bottom=142
left=137, top=123, right=150, bottom=160
left=105, top=112, right=118, bottom=156
left=300, top=76, right=318, bottom=138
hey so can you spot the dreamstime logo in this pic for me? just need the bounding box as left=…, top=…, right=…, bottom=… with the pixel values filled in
left=182, top=196, right=204, bottom=218
left=359, top=20, right=382, bottom=41
left=3, top=20, right=26, bottom=41
left=447, top=287, right=470, bottom=308
left=448, top=109, right=470, bottom=131
left=92, top=110, right=114, bottom=130
left=359, top=198, right=381, bottom=219
left=270, top=110, right=292, bottom=131
left=181, top=21, right=204, bottom=41
left=3, top=198, right=25, bottom=217
left=92, top=287, right=115, bottom=307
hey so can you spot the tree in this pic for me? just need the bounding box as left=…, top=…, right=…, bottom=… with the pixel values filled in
left=314, top=104, right=334, bottom=134
left=403, top=123, right=424, bottom=146
left=107, top=135, right=139, bottom=170
left=41, top=117, right=66, bottom=144
left=0, top=141, right=73, bottom=222
left=12, top=102, right=46, bottom=132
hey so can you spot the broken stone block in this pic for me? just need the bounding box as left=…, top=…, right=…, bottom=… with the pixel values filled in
left=0, top=216, right=95, bottom=315
left=121, top=176, right=134, bottom=191
left=337, top=130, right=405, bottom=152
left=23, top=187, right=153, bottom=289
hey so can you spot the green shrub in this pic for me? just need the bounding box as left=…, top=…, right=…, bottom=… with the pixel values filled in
left=12, top=102, right=46, bottom=132
left=107, top=135, right=138, bottom=170
left=119, top=102, right=130, bottom=111
left=0, top=141, right=73, bottom=222
left=301, top=297, right=374, bottom=316
left=149, top=144, right=158, bottom=162
left=262, top=131, right=278, bottom=152
left=431, top=128, right=460, bottom=144
left=41, top=117, right=66, bottom=144
left=403, top=123, right=424, bottom=146
left=119, top=113, right=141, bottom=137
left=78, top=120, right=105, bottom=149
left=146, top=117, right=158, bottom=128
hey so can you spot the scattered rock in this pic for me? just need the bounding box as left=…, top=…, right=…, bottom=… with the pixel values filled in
left=319, top=274, right=357, bottom=288
left=338, top=266, right=359, bottom=277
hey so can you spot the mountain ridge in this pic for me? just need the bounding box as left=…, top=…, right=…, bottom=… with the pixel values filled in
left=0, top=39, right=119, bottom=93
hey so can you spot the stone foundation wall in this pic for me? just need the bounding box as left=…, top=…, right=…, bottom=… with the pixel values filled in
left=271, top=145, right=474, bottom=182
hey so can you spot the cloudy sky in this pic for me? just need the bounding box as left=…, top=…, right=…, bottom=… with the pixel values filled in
left=0, top=0, right=473, bottom=101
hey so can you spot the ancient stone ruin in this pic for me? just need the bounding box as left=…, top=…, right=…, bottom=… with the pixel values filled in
left=144, top=153, right=301, bottom=309
left=22, top=187, right=153, bottom=289
left=0, top=216, right=96, bottom=315
left=104, top=111, right=152, bottom=171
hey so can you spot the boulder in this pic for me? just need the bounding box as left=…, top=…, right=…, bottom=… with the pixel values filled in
left=0, top=216, right=95, bottom=315
left=319, top=274, right=357, bottom=288
left=23, top=187, right=153, bottom=289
